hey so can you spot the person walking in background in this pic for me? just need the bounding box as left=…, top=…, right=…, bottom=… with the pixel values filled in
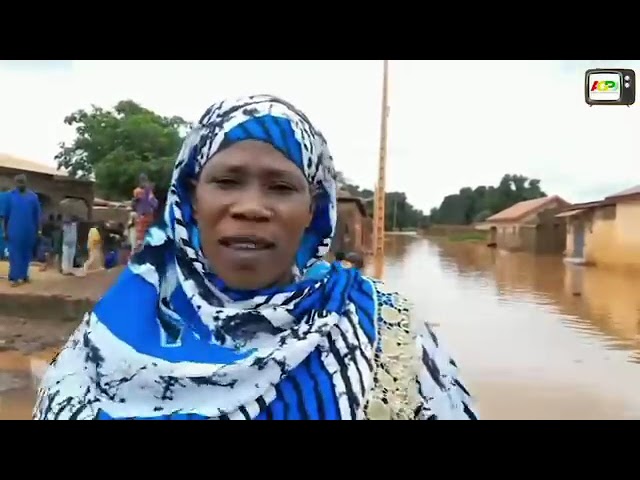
left=82, top=223, right=103, bottom=274
left=0, top=190, right=8, bottom=260
left=4, top=174, right=41, bottom=287
left=0, top=223, right=5, bottom=261
left=61, top=215, right=78, bottom=275
left=132, top=174, right=158, bottom=251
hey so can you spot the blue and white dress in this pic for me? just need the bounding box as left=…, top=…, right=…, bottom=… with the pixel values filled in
left=33, top=95, right=478, bottom=420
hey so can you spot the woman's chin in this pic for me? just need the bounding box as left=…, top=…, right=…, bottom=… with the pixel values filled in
left=218, top=271, right=293, bottom=292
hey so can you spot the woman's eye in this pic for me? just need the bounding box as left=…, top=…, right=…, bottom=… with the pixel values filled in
left=271, top=183, right=296, bottom=192
left=212, top=178, right=239, bottom=187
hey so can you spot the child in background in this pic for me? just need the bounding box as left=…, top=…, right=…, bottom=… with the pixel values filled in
left=344, top=252, right=364, bottom=270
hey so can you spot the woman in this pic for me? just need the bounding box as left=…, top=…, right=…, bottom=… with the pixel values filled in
left=82, top=222, right=103, bottom=273
left=132, top=174, right=158, bottom=251
left=33, top=95, right=477, bottom=420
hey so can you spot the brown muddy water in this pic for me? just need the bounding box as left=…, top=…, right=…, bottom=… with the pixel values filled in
left=2, top=235, right=640, bottom=420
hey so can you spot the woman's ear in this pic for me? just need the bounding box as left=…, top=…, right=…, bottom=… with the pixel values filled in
left=190, top=179, right=198, bottom=220
left=307, top=185, right=318, bottom=227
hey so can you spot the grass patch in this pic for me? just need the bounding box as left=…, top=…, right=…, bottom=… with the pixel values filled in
left=447, top=232, right=488, bottom=243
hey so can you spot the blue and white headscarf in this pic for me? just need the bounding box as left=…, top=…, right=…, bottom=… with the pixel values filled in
left=34, top=95, right=381, bottom=420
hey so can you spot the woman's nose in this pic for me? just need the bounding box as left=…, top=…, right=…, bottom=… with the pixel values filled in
left=228, top=190, right=272, bottom=221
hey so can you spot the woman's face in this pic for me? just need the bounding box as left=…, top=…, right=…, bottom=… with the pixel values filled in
left=193, top=140, right=314, bottom=290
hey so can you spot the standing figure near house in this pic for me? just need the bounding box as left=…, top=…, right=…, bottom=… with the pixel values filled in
left=132, top=174, right=158, bottom=251
left=0, top=225, right=5, bottom=261
left=4, top=174, right=41, bottom=287
left=82, top=223, right=104, bottom=274
left=0, top=192, right=7, bottom=261
left=61, top=215, right=78, bottom=275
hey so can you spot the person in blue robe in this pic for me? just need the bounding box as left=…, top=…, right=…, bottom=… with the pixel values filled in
left=0, top=191, right=8, bottom=260
left=4, top=174, right=41, bottom=286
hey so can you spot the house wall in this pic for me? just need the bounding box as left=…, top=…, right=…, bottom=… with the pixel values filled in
left=495, top=223, right=525, bottom=251
left=361, top=216, right=373, bottom=252
left=565, top=208, right=594, bottom=257
left=333, top=201, right=364, bottom=254
left=492, top=199, right=567, bottom=253
left=591, top=201, right=640, bottom=269
left=0, top=167, right=94, bottom=220
left=566, top=200, right=640, bottom=269
left=534, top=209, right=567, bottom=254
left=332, top=199, right=373, bottom=255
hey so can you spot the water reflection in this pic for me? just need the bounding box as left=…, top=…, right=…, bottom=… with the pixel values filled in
left=430, top=239, right=640, bottom=357
left=0, top=349, right=51, bottom=420
left=379, top=235, right=640, bottom=420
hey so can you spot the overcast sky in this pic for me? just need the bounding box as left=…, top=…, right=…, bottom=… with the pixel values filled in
left=0, top=60, right=638, bottom=212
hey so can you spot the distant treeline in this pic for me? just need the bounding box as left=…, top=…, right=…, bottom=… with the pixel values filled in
left=337, top=172, right=429, bottom=231
left=428, top=174, right=547, bottom=226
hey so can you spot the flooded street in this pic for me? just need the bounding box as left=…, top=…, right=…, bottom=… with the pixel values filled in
left=374, top=235, right=640, bottom=420
left=2, top=235, right=640, bottom=419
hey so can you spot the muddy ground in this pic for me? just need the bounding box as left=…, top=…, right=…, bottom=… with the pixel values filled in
left=0, top=267, right=120, bottom=415
left=0, top=315, right=77, bottom=356
left=0, top=315, right=77, bottom=418
left=0, top=266, right=122, bottom=322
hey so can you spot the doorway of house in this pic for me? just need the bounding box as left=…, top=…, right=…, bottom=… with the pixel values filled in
left=573, top=221, right=585, bottom=258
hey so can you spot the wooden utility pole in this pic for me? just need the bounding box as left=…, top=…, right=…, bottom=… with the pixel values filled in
left=373, top=60, right=390, bottom=279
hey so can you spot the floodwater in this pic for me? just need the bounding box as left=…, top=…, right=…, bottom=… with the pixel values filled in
left=372, top=235, right=640, bottom=420
left=2, top=235, right=640, bottom=419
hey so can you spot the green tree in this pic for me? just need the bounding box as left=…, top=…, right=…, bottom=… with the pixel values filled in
left=428, top=173, right=547, bottom=225
left=334, top=170, right=428, bottom=230
left=55, top=100, right=189, bottom=200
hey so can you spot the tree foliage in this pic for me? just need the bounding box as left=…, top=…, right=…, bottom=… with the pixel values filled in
left=54, top=98, right=430, bottom=230
left=55, top=100, right=189, bottom=200
left=428, top=174, right=547, bottom=225
left=337, top=173, right=429, bottom=231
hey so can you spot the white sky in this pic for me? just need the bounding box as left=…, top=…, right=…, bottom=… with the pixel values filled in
left=0, top=60, right=638, bottom=212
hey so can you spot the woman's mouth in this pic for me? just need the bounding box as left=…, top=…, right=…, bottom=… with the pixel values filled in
left=218, top=235, right=276, bottom=251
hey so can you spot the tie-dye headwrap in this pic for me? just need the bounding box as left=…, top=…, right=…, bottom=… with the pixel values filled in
left=162, top=94, right=338, bottom=287
left=32, top=95, right=381, bottom=419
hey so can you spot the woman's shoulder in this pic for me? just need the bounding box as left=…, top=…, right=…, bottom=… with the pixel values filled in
left=361, top=276, right=412, bottom=319
left=360, top=277, right=422, bottom=419
left=360, top=276, right=478, bottom=420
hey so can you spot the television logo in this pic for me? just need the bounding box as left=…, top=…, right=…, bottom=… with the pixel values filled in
left=585, top=68, right=635, bottom=106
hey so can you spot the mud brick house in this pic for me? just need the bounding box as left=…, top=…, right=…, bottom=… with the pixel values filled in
left=557, top=185, right=640, bottom=270
left=0, top=153, right=94, bottom=221
left=333, top=191, right=372, bottom=255
left=478, top=195, right=570, bottom=254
